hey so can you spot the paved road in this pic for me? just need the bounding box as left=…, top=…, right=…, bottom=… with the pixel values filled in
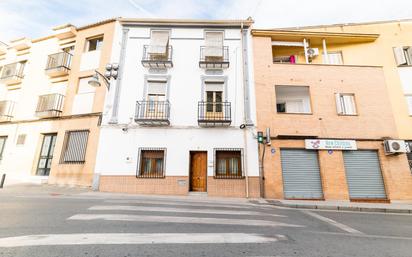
left=1, top=185, right=412, bottom=257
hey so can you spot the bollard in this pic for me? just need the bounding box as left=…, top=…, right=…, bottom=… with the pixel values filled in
left=0, top=174, right=5, bottom=188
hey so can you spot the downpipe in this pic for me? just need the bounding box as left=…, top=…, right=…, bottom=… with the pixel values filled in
left=0, top=174, right=6, bottom=188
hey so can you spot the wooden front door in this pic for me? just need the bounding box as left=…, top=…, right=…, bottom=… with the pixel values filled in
left=190, top=151, right=207, bottom=192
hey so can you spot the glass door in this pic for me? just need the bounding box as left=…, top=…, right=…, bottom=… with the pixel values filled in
left=36, top=134, right=57, bottom=176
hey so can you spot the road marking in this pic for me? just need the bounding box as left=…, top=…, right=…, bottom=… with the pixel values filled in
left=308, top=231, right=412, bottom=241
left=89, top=205, right=286, bottom=217
left=0, top=233, right=279, bottom=247
left=104, top=199, right=253, bottom=209
left=302, top=211, right=363, bottom=234
left=68, top=214, right=303, bottom=228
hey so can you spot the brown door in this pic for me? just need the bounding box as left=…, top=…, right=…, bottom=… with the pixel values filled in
left=190, top=151, right=207, bottom=192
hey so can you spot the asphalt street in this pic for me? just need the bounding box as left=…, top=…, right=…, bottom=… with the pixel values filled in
left=0, top=184, right=411, bottom=257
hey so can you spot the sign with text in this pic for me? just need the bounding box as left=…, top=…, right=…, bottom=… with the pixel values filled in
left=305, top=139, right=357, bottom=150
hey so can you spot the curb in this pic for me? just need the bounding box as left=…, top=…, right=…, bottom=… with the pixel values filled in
left=265, top=200, right=412, bottom=214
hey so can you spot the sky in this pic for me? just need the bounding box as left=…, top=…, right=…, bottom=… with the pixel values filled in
left=0, top=0, right=412, bottom=42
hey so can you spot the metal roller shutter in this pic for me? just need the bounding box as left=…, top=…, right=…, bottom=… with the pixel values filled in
left=280, top=149, right=323, bottom=199
left=343, top=150, right=387, bottom=199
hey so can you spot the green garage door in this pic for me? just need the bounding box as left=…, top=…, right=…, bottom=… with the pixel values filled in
left=280, top=149, right=323, bottom=199
left=343, top=150, right=387, bottom=199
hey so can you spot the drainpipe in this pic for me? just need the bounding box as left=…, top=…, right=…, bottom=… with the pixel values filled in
left=109, top=27, right=129, bottom=124
left=241, top=22, right=253, bottom=198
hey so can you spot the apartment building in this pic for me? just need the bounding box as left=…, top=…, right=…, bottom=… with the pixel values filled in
left=0, top=19, right=116, bottom=186
left=94, top=18, right=260, bottom=197
left=252, top=28, right=412, bottom=201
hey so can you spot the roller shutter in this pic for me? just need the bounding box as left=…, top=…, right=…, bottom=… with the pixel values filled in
left=343, top=150, right=387, bottom=199
left=280, top=149, right=323, bottom=199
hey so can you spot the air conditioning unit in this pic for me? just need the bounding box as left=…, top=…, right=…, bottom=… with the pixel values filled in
left=384, top=140, right=408, bottom=154
left=307, top=48, right=319, bottom=58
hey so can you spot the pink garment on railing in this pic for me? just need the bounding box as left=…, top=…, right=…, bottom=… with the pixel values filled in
left=289, top=55, right=296, bottom=64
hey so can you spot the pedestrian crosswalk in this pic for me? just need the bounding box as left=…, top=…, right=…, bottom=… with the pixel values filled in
left=0, top=196, right=303, bottom=248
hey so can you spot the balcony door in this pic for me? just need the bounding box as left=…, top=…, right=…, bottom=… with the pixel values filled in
left=206, top=91, right=223, bottom=119
left=36, top=133, right=57, bottom=176
left=146, top=80, right=167, bottom=117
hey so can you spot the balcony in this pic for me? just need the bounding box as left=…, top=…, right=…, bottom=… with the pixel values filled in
left=141, top=45, right=173, bottom=69
left=135, top=100, right=170, bottom=126
left=45, top=52, right=72, bottom=77
left=198, top=101, right=231, bottom=127
left=0, top=62, right=25, bottom=85
left=0, top=100, right=15, bottom=122
left=35, top=94, right=64, bottom=118
left=199, top=46, right=229, bottom=69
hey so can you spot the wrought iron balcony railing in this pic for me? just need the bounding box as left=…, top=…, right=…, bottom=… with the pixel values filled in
left=0, top=62, right=25, bottom=85
left=135, top=100, right=171, bottom=126
left=35, top=93, right=64, bottom=118
left=0, top=100, right=15, bottom=122
left=45, top=52, right=72, bottom=77
left=199, top=46, right=229, bottom=69
left=141, top=45, right=173, bottom=68
left=198, top=101, right=231, bottom=126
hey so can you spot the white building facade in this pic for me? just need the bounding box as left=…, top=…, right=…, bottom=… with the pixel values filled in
left=95, top=19, right=261, bottom=197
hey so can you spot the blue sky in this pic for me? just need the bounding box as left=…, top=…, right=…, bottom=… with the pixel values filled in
left=1, top=0, right=412, bottom=42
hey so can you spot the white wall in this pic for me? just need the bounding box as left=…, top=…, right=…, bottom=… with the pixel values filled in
left=96, top=24, right=260, bottom=178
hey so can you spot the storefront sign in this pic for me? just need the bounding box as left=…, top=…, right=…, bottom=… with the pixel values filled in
left=305, top=139, right=357, bottom=150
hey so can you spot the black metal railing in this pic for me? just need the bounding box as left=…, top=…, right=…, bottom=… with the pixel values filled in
left=409, top=160, right=412, bottom=173
left=45, top=52, right=72, bottom=71
left=0, top=100, right=14, bottom=121
left=35, top=93, right=64, bottom=117
left=135, top=100, right=170, bottom=125
left=141, top=45, right=173, bottom=68
left=199, top=46, right=229, bottom=68
left=198, top=101, right=231, bottom=126
left=0, top=62, right=24, bottom=81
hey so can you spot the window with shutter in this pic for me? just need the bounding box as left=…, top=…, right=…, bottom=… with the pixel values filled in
left=205, top=31, right=223, bottom=57
left=138, top=149, right=165, bottom=178
left=393, top=46, right=412, bottom=66
left=214, top=149, right=243, bottom=179
left=275, top=85, right=311, bottom=114
left=60, top=130, right=89, bottom=163
left=149, top=31, right=169, bottom=55
left=326, top=52, right=343, bottom=65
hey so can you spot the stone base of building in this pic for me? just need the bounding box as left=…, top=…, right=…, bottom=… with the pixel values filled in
left=99, top=175, right=261, bottom=198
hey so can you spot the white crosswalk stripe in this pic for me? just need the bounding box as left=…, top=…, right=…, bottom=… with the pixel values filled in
left=104, top=199, right=254, bottom=209
left=0, top=233, right=279, bottom=247
left=89, top=205, right=286, bottom=217
left=68, top=213, right=303, bottom=227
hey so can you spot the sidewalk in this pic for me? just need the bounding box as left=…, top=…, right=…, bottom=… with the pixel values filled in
left=265, top=199, right=412, bottom=214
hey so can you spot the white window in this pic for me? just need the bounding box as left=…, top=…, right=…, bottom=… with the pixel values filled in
left=205, top=31, right=224, bottom=57
left=77, top=77, right=96, bottom=94
left=149, top=30, right=169, bottom=55
left=147, top=80, right=167, bottom=112
left=325, top=51, right=343, bottom=65
left=406, top=95, right=412, bottom=115
left=85, top=36, right=103, bottom=52
left=393, top=46, right=412, bottom=66
left=275, top=85, right=312, bottom=114
left=336, top=93, right=357, bottom=115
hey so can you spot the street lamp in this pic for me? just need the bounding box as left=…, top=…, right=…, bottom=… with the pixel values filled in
left=88, top=63, right=119, bottom=90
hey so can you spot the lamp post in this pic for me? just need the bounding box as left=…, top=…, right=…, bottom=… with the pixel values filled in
left=88, top=63, right=119, bottom=90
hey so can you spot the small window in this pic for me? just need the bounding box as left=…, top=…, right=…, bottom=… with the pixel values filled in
left=138, top=149, right=165, bottom=178
left=86, top=36, right=103, bottom=52
left=336, top=93, right=357, bottom=115
left=60, top=130, right=89, bottom=163
left=214, top=149, right=243, bottom=179
left=325, top=51, right=343, bottom=65
left=393, top=46, right=412, bottom=66
left=149, top=30, right=170, bottom=56
left=0, top=136, right=7, bottom=160
left=16, top=134, right=26, bottom=145
left=275, top=85, right=311, bottom=114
